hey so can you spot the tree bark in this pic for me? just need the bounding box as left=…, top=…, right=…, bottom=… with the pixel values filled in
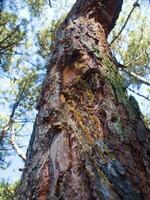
left=16, top=0, right=150, bottom=199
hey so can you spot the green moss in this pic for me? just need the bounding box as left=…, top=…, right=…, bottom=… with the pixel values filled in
left=101, top=56, right=139, bottom=122
left=114, top=118, right=125, bottom=137
left=92, top=46, right=103, bottom=60
left=102, top=56, right=128, bottom=105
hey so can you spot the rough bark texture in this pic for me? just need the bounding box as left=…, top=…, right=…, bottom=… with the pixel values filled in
left=16, top=0, right=150, bottom=199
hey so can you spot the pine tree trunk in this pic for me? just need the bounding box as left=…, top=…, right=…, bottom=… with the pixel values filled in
left=16, top=0, right=150, bottom=199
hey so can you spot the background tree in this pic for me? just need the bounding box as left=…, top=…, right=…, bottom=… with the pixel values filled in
left=0, top=3, right=26, bottom=167
left=0, top=0, right=45, bottom=167
left=0, top=181, right=19, bottom=200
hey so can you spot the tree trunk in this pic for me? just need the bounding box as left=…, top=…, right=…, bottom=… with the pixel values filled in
left=16, top=0, right=150, bottom=199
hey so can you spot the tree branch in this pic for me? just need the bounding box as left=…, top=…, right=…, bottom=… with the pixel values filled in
left=10, top=122, right=26, bottom=162
left=48, top=0, right=52, bottom=7
left=0, top=121, right=12, bottom=142
left=0, top=84, right=26, bottom=141
left=109, top=0, right=140, bottom=45
left=0, top=72, right=13, bottom=80
left=120, top=65, right=150, bottom=87
left=127, top=87, right=150, bottom=101
left=0, top=25, right=20, bottom=46
left=4, top=184, right=15, bottom=198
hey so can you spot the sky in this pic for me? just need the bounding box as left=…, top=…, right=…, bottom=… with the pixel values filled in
left=0, top=0, right=150, bottom=184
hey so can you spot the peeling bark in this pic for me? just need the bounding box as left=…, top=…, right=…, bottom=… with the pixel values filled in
left=16, top=0, right=150, bottom=199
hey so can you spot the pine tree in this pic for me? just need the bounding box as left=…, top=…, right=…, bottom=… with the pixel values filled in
left=16, top=1, right=150, bottom=199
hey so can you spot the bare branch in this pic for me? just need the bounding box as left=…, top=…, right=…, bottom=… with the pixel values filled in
left=119, top=65, right=150, bottom=87
left=0, top=72, right=14, bottom=80
left=0, top=83, right=26, bottom=141
left=109, top=0, right=140, bottom=46
left=48, top=0, right=52, bottom=7
left=0, top=145, right=26, bottom=151
left=125, top=51, right=146, bottom=67
left=10, top=122, right=26, bottom=162
left=127, top=87, right=150, bottom=101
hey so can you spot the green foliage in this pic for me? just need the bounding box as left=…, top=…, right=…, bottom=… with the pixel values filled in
left=144, top=114, right=150, bottom=128
left=0, top=0, right=43, bottom=168
left=0, top=12, right=25, bottom=72
left=109, top=0, right=150, bottom=87
left=26, top=0, right=46, bottom=16
left=109, top=0, right=150, bottom=126
left=37, top=17, right=65, bottom=59
left=0, top=181, right=19, bottom=200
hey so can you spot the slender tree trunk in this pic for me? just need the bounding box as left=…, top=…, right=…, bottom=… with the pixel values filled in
left=16, top=0, right=150, bottom=199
